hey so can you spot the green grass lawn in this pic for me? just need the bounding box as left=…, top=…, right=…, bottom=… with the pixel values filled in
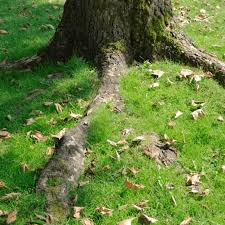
left=0, top=0, right=224, bottom=224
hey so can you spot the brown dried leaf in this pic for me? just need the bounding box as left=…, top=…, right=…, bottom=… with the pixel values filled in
left=191, top=109, right=205, bottom=120
left=0, top=181, right=6, bottom=189
left=128, top=167, right=139, bottom=176
left=6, top=210, right=17, bottom=224
left=73, top=206, right=84, bottom=219
left=132, top=136, right=145, bottom=145
left=43, top=101, right=53, bottom=106
left=46, top=147, right=55, bottom=156
left=180, top=217, right=192, bottom=225
left=117, top=139, right=128, bottom=146
left=81, top=218, right=94, bottom=225
left=26, top=118, right=35, bottom=126
left=179, top=69, right=193, bottom=78
left=55, top=103, right=63, bottom=113
left=118, top=205, right=128, bottom=211
left=1, top=192, right=21, bottom=201
left=175, top=111, right=183, bottom=119
left=138, top=214, right=158, bottom=224
left=149, top=82, right=160, bottom=89
left=21, top=163, right=29, bottom=172
left=69, top=112, right=82, bottom=119
left=186, top=173, right=201, bottom=186
left=0, top=29, right=8, bottom=34
left=107, top=139, right=117, bottom=146
left=124, top=179, right=145, bottom=190
left=151, top=70, right=164, bottom=79
left=47, top=118, right=57, bottom=125
left=0, top=210, right=9, bottom=216
left=30, top=110, right=43, bottom=116
left=222, top=165, right=225, bottom=172
left=217, top=115, right=224, bottom=122
left=0, top=128, right=11, bottom=139
left=122, top=128, right=133, bottom=136
left=117, top=218, right=135, bottom=225
left=96, top=206, right=113, bottom=216
left=31, top=131, right=45, bottom=141
left=51, top=128, right=66, bottom=140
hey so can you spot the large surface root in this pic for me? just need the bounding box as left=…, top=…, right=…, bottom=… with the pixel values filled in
left=163, top=31, right=225, bottom=85
left=36, top=49, right=127, bottom=220
left=0, top=54, right=43, bottom=70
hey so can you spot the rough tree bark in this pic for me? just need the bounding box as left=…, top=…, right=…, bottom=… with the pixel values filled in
left=1, top=0, right=225, bottom=221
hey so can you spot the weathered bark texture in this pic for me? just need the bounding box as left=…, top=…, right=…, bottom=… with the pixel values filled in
left=36, top=50, right=127, bottom=219
left=1, top=0, right=224, bottom=220
left=163, top=30, right=225, bottom=85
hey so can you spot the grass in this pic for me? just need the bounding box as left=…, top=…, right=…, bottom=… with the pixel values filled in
left=0, top=0, right=224, bottom=224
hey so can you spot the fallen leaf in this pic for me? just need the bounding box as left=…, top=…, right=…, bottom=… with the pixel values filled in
left=191, top=109, right=205, bottom=120
left=1, top=192, right=21, bottom=201
left=55, top=103, right=63, bottom=113
left=21, top=163, right=29, bottom=172
left=128, top=167, right=139, bottom=176
left=73, top=206, right=84, bottom=219
left=151, top=70, right=164, bottom=79
left=191, top=75, right=202, bottom=82
left=132, top=136, right=145, bottom=145
left=122, top=128, right=133, bottom=136
left=118, top=205, right=128, bottom=211
left=81, top=218, right=94, bottom=225
left=30, top=131, right=45, bottom=141
left=0, top=129, right=11, bottom=139
left=149, top=82, right=160, bottom=89
left=41, top=24, right=55, bottom=30
left=186, top=173, right=201, bottom=186
left=0, top=181, right=6, bottom=188
left=107, top=139, right=117, bottom=147
left=51, top=128, right=66, bottom=140
left=0, top=29, right=8, bottom=34
left=117, top=139, right=128, bottom=146
left=43, top=101, right=53, bottom=106
left=26, top=118, right=35, bottom=126
left=124, top=179, right=145, bottom=190
left=6, top=210, right=17, bottom=224
left=133, top=204, right=144, bottom=211
left=69, top=112, right=82, bottom=119
left=175, top=111, right=183, bottom=119
left=138, top=214, right=158, bottom=224
left=117, top=218, right=135, bottom=225
left=46, top=147, right=55, bottom=156
left=48, top=118, right=57, bottom=125
left=222, top=165, right=225, bottom=172
left=179, top=69, right=193, bottom=78
left=201, top=188, right=210, bottom=196
left=191, top=100, right=205, bottom=108
left=217, top=115, right=224, bottom=122
left=180, top=217, right=192, bottom=225
left=96, top=206, right=113, bottom=216
left=30, top=110, right=43, bottom=116
left=0, top=210, right=9, bottom=216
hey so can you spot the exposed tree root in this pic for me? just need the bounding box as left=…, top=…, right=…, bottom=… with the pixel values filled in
left=0, top=54, right=43, bottom=70
left=163, top=30, right=225, bottom=85
left=36, top=49, right=127, bottom=220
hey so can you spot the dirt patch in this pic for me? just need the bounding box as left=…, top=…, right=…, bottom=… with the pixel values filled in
left=139, top=133, right=177, bottom=166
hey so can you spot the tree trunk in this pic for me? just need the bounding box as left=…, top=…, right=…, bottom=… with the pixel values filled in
left=1, top=0, right=224, bottom=221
